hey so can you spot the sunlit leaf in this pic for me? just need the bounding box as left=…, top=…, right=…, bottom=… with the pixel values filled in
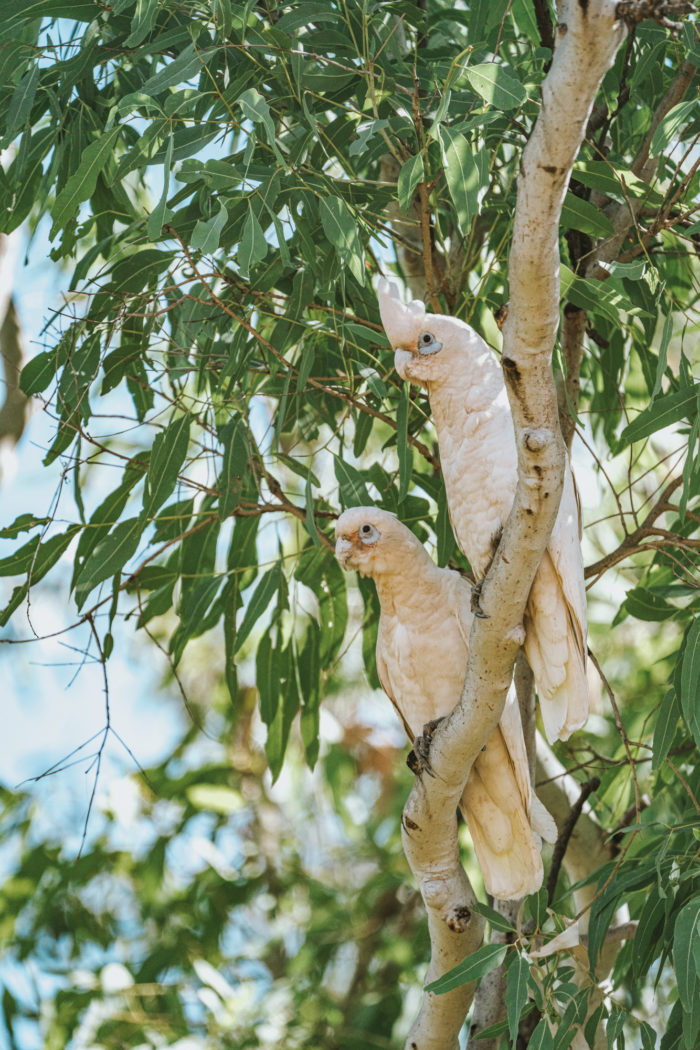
left=426, top=944, right=508, bottom=994
left=438, top=125, right=481, bottom=235
left=618, top=384, right=699, bottom=447
left=465, top=62, right=527, bottom=110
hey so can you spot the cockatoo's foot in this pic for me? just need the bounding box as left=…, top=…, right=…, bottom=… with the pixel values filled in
left=407, top=717, right=445, bottom=778
left=471, top=579, right=489, bottom=618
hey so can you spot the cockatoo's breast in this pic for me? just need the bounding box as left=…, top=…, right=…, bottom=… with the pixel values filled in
left=431, top=385, right=518, bottom=576
left=379, top=593, right=468, bottom=734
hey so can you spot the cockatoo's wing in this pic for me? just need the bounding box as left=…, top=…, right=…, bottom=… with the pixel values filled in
left=550, top=460, right=587, bottom=652
left=375, top=626, right=416, bottom=741
left=525, top=459, right=589, bottom=742
left=499, top=687, right=536, bottom=815
left=449, top=574, right=555, bottom=896
left=461, top=728, right=546, bottom=899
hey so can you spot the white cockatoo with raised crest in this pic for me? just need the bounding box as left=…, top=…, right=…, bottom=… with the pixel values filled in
left=335, top=506, right=556, bottom=901
left=376, top=277, right=588, bottom=743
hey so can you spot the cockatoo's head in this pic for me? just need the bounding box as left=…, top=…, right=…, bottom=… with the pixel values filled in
left=376, top=277, right=488, bottom=391
left=334, top=506, right=429, bottom=578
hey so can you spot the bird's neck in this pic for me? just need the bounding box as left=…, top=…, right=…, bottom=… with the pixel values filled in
left=429, top=350, right=509, bottom=445
left=434, top=349, right=505, bottom=414
left=373, top=558, right=443, bottom=614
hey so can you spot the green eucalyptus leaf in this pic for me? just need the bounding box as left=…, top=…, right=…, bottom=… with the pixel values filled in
left=238, top=204, right=268, bottom=279
left=319, top=195, right=364, bottom=284
left=649, top=100, right=697, bottom=157
left=143, top=416, right=191, bottom=519
left=505, top=952, right=530, bottom=1046
left=561, top=192, right=615, bottom=238
left=618, top=384, right=699, bottom=447
left=465, top=62, right=527, bottom=110
left=652, top=688, right=680, bottom=771
left=191, top=200, right=229, bottom=253
left=3, top=63, right=40, bottom=146
left=50, top=127, right=121, bottom=237
left=74, top=517, right=145, bottom=602
left=437, top=125, right=480, bottom=235
left=426, top=943, right=508, bottom=994
left=334, top=456, right=372, bottom=507
left=396, top=384, right=412, bottom=503
left=235, top=562, right=282, bottom=655
left=397, top=153, right=424, bottom=212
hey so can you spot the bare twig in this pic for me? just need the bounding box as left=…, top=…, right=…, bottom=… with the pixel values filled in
left=587, top=648, right=642, bottom=819
left=615, top=1, right=696, bottom=38
left=584, top=475, right=684, bottom=581
left=547, top=777, right=601, bottom=905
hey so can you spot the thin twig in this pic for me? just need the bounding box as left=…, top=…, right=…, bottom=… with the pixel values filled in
left=588, top=648, right=642, bottom=820
left=546, top=777, right=601, bottom=905
left=584, top=475, right=684, bottom=581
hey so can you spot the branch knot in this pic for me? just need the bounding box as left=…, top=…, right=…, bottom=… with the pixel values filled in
left=522, top=428, right=551, bottom=453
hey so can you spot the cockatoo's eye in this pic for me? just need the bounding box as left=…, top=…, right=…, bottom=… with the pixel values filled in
left=359, top=523, right=379, bottom=544
left=417, top=331, right=442, bottom=356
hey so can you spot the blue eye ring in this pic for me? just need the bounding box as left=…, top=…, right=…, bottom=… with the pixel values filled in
left=359, top=523, right=380, bottom=544
left=417, top=331, right=442, bottom=355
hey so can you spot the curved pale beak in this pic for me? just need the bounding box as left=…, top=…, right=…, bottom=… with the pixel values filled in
left=335, top=537, right=354, bottom=566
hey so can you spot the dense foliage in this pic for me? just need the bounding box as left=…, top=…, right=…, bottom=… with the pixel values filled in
left=0, top=1, right=698, bottom=1047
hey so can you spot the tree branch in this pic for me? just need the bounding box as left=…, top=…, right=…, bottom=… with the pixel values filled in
left=532, top=0, right=555, bottom=52
left=584, top=474, right=683, bottom=581
left=466, top=899, right=520, bottom=1050
left=400, top=6, right=627, bottom=1047
left=546, top=776, right=601, bottom=905
left=535, top=743, right=616, bottom=921
left=616, top=0, right=696, bottom=36
left=557, top=304, right=587, bottom=451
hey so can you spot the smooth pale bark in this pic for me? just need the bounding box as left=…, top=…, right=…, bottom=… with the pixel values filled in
left=401, top=5, right=626, bottom=1048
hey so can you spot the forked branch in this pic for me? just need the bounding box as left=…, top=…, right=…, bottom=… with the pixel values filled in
left=400, top=5, right=628, bottom=1048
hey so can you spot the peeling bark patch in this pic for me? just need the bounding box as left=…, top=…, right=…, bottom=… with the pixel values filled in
left=447, top=905, right=472, bottom=932
left=502, top=357, right=521, bottom=382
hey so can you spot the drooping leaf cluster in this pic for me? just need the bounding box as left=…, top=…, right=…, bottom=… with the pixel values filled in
left=0, top=1, right=698, bottom=1047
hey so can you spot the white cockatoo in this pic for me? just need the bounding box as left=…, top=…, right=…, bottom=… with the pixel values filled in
left=335, top=506, right=556, bottom=900
left=377, top=278, right=588, bottom=743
